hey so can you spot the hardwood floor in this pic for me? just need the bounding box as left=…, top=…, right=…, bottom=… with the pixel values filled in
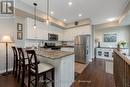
left=72, top=59, right=116, bottom=87
left=0, top=75, right=19, bottom=87
left=0, top=59, right=115, bottom=87
left=75, top=62, right=87, bottom=74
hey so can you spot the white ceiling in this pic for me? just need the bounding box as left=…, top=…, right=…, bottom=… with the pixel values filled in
left=20, top=0, right=129, bottom=25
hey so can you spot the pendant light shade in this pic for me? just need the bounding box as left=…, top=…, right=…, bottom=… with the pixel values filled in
left=33, top=3, right=37, bottom=29
left=46, top=0, right=50, bottom=25
left=46, top=19, right=49, bottom=25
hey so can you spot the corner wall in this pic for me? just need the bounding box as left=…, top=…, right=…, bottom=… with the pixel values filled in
left=0, top=17, right=25, bottom=73
left=129, top=27, right=130, bottom=54
left=95, top=25, right=130, bottom=48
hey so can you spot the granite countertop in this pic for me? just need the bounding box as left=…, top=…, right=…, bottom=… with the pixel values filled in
left=57, top=45, right=74, bottom=48
left=35, top=49, right=74, bottom=60
left=126, top=56, right=130, bottom=59
left=96, top=47, right=129, bottom=49
left=62, top=46, right=74, bottom=48
left=114, top=49, right=130, bottom=65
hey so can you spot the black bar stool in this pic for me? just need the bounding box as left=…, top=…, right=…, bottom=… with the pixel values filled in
left=17, top=48, right=26, bottom=87
left=12, top=46, right=18, bottom=78
left=26, top=50, right=55, bottom=87
left=12, top=47, right=31, bottom=81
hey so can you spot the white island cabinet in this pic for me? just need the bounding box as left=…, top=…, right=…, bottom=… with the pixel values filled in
left=36, top=50, right=75, bottom=87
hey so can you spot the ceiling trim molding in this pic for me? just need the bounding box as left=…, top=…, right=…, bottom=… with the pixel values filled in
left=65, top=18, right=91, bottom=29
left=14, top=0, right=91, bottom=29
left=65, top=24, right=91, bottom=29
left=15, top=8, right=66, bottom=28
left=15, top=8, right=90, bottom=29
left=119, top=0, right=130, bottom=24
left=93, top=20, right=121, bottom=30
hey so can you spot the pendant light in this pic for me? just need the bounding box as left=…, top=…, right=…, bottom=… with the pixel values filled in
left=46, top=0, right=49, bottom=25
left=33, top=3, right=37, bottom=29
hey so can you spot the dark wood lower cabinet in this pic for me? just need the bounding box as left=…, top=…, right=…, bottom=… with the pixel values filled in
left=113, top=49, right=130, bottom=87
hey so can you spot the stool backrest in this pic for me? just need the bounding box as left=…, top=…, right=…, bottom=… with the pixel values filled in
left=17, top=48, right=26, bottom=87
left=17, top=48, right=25, bottom=66
left=12, top=46, right=18, bottom=61
left=26, top=50, right=38, bottom=74
left=12, top=46, right=19, bottom=76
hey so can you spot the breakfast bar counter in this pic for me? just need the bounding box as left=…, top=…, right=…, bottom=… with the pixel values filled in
left=35, top=49, right=75, bottom=87
left=35, top=49, right=74, bottom=59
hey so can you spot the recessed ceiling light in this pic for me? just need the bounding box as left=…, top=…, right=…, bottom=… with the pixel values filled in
left=63, top=19, right=67, bottom=22
left=107, top=18, right=116, bottom=22
left=68, top=1, right=72, bottom=6
left=78, top=14, right=82, bottom=17
left=50, top=11, right=54, bottom=15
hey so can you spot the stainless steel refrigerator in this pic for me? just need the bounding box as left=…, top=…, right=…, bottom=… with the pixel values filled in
left=75, top=35, right=90, bottom=64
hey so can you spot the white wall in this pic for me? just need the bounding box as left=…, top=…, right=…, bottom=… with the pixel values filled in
left=0, top=17, right=25, bottom=73
left=0, top=18, right=15, bottom=72
left=129, top=29, right=130, bottom=55
left=91, top=26, right=95, bottom=58
left=15, top=17, right=26, bottom=47
left=95, top=25, right=130, bottom=48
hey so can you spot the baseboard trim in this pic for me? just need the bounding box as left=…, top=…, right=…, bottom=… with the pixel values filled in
left=89, top=58, right=93, bottom=62
left=0, top=68, right=13, bottom=74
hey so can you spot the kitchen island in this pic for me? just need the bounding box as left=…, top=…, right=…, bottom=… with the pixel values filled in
left=113, top=49, right=130, bottom=87
left=35, top=49, right=75, bottom=87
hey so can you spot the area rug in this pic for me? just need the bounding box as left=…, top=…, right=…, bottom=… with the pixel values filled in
left=75, top=62, right=87, bottom=74
left=105, top=61, right=113, bottom=74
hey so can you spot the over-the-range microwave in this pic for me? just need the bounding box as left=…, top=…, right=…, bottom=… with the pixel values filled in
left=48, top=33, right=58, bottom=41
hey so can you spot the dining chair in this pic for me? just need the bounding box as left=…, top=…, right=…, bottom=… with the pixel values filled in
left=26, top=50, right=55, bottom=87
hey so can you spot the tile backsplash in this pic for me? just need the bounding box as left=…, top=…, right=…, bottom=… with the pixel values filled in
left=24, top=39, right=62, bottom=48
left=24, top=39, right=75, bottom=48
left=62, top=41, right=74, bottom=46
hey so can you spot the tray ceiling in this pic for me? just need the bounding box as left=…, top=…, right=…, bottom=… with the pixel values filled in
left=20, top=0, right=129, bottom=24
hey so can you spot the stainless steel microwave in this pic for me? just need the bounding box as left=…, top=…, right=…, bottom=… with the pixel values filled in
left=48, top=33, right=58, bottom=41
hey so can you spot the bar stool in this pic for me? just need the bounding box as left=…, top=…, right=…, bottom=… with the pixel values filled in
left=12, top=46, right=18, bottom=78
left=17, top=48, right=26, bottom=87
left=26, top=50, right=55, bottom=87
left=12, top=47, right=32, bottom=81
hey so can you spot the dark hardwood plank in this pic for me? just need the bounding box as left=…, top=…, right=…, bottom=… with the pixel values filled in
left=72, top=59, right=116, bottom=87
left=0, top=75, right=19, bottom=87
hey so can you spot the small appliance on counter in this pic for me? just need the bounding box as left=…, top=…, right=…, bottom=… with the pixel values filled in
left=61, top=41, right=75, bottom=47
left=44, top=42, right=61, bottom=50
left=62, top=41, right=67, bottom=46
left=38, top=41, right=44, bottom=48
